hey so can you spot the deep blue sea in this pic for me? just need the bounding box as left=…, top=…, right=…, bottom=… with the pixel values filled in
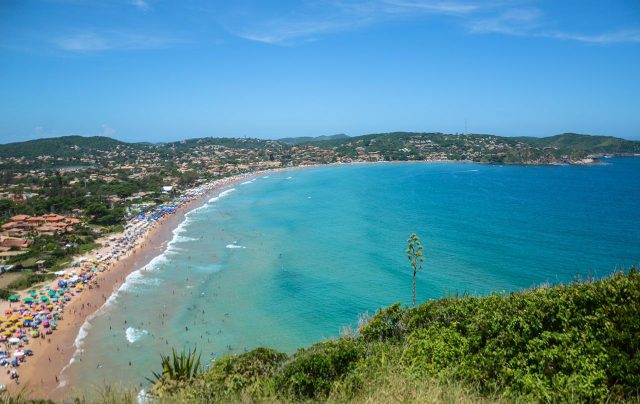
left=67, top=158, right=640, bottom=391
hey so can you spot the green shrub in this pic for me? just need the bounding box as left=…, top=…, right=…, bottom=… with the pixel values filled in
left=0, top=288, right=14, bottom=300
left=6, top=273, right=55, bottom=291
left=358, top=303, right=405, bottom=343
left=199, top=347, right=287, bottom=399
left=275, top=338, right=364, bottom=399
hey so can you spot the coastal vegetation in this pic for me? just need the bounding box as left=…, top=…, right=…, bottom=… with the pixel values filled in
left=121, top=269, right=640, bottom=403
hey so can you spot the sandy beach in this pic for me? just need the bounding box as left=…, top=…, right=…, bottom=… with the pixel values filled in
left=0, top=172, right=264, bottom=400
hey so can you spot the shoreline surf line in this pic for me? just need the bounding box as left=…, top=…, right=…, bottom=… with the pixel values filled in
left=1, top=170, right=267, bottom=400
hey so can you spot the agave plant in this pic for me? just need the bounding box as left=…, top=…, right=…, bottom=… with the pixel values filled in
left=149, top=347, right=202, bottom=385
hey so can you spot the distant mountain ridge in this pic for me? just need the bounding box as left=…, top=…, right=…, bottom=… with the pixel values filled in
left=277, top=134, right=350, bottom=145
left=0, top=132, right=638, bottom=164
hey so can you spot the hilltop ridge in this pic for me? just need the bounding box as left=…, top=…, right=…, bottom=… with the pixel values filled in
left=1, top=132, right=638, bottom=168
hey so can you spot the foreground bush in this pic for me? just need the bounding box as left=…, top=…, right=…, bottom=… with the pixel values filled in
left=147, top=270, right=639, bottom=403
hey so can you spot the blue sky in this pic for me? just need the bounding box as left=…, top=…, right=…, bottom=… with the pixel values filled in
left=1, top=0, right=639, bottom=143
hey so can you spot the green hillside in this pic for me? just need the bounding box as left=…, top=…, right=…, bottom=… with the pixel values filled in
left=514, top=133, right=640, bottom=154
left=137, top=270, right=640, bottom=403
left=0, top=135, right=132, bottom=159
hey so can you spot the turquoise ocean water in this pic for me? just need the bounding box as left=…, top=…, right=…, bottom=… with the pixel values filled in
left=66, top=159, right=640, bottom=391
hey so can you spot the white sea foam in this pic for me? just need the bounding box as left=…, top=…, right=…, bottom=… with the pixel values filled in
left=226, top=244, right=246, bottom=249
left=172, top=235, right=197, bottom=243
left=184, top=203, right=209, bottom=218
left=262, top=175, right=270, bottom=178
left=120, top=274, right=162, bottom=293
left=57, top=357, right=75, bottom=388
left=286, top=176, right=293, bottom=179
left=241, top=180, right=255, bottom=185
left=126, top=327, right=149, bottom=343
left=74, top=321, right=91, bottom=350
left=208, top=188, right=236, bottom=203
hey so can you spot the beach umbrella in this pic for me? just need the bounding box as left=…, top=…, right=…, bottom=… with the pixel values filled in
left=7, top=296, right=19, bottom=302
left=29, top=291, right=37, bottom=297
left=22, top=297, right=33, bottom=304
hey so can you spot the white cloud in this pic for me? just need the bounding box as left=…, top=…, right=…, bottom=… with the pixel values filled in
left=544, top=29, right=640, bottom=45
left=53, top=31, right=177, bottom=52
left=55, top=33, right=110, bottom=52
left=234, top=18, right=371, bottom=45
left=225, top=1, right=640, bottom=47
left=381, top=0, right=480, bottom=15
left=468, top=8, right=542, bottom=36
left=132, top=0, right=150, bottom=11
left=230, top=0, right=485, bottom=45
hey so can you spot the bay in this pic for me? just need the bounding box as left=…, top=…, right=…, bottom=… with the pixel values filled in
left=67, top=158, right=640, bottom=391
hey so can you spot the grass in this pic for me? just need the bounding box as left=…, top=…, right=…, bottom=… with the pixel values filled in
left=5, top=272, right=55, bottom=291
left=78, top=242, right=101, bottom=254
left=0, top=272, right=25, bottom=289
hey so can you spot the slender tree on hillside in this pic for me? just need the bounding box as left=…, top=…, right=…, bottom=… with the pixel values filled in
left=406, top=233, right=425, bottom=307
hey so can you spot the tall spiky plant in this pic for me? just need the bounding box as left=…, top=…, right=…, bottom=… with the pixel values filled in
left=406, top=233, right=425, bottom=307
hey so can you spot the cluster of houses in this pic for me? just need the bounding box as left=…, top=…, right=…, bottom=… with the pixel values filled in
left=0, top=214, right=82, bottom=262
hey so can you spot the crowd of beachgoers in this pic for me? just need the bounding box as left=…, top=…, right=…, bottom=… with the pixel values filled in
left=0, top=175, right=246, bottom=389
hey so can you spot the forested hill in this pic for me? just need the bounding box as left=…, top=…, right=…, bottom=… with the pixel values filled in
left=0, top=132, right=639, bottom=167
left=512, top=132, right=640, bottom=155
left=0, top=136, right=135, bottom=159
left=300, top=132, right=640, bottom=162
